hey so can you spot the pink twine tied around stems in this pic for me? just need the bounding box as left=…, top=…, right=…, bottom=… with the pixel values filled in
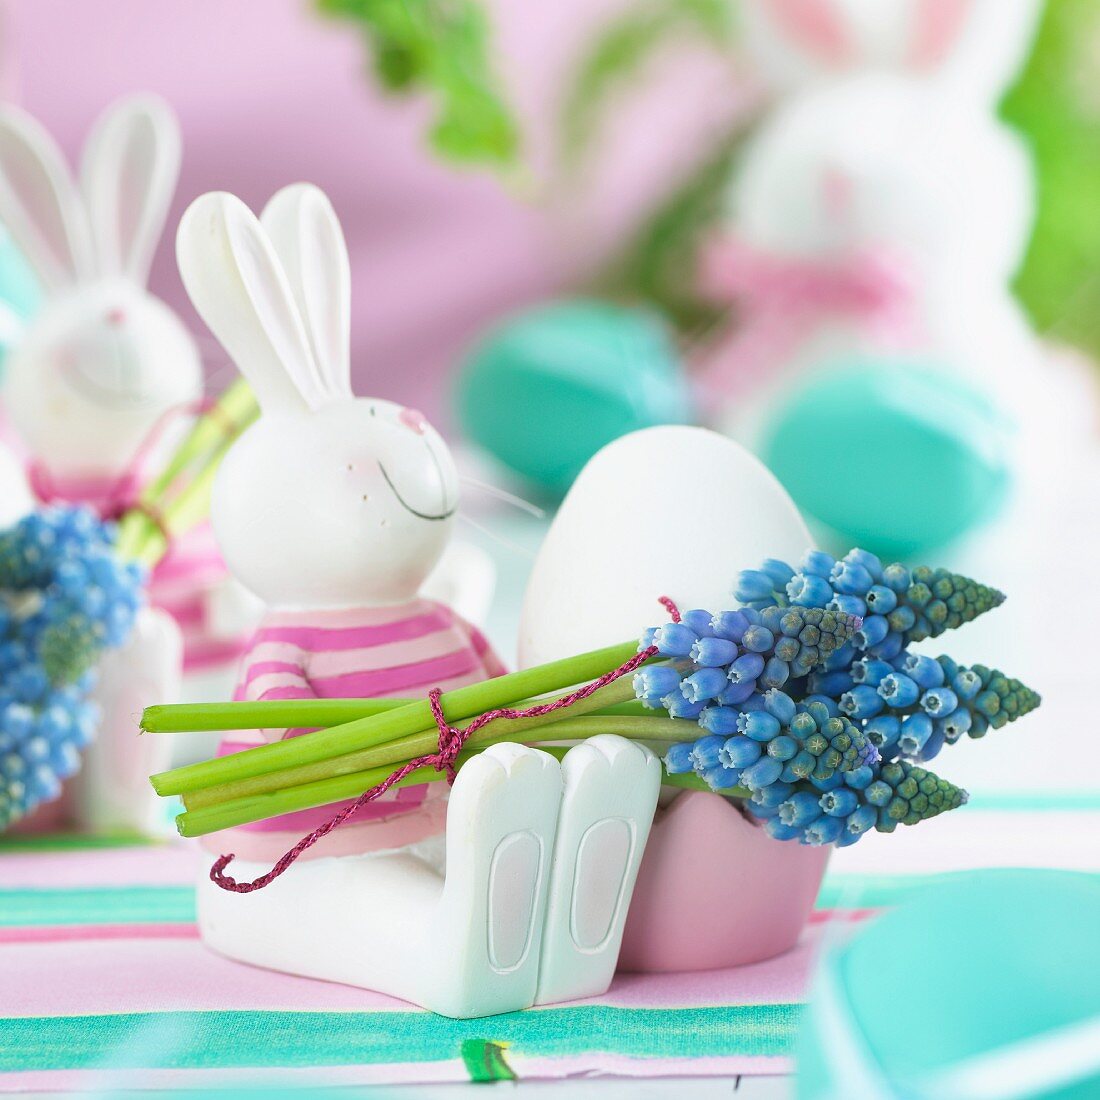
left=209, top=596, right=683, bottom=893
left=26, top=395, right=231, bottom=540
left=695, top=235, right=915, bottom=401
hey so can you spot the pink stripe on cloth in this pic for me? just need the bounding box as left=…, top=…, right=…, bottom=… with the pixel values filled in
left=153, top=597, right=205, bottom=627
left=253, top=607, right=455, bottom=652
left=243, top=671, right=310, bottom=700
left=1, top=926, right=826, bottom=1017
left=0, top=1066, right=485, bottom=1093
left=243, top=660, right=305, bottom=687
left=234, top=684, right=314, bottom=703
left=0, top=923, right=199, bottom=944
left=181, top=636, right=254, bottom=674
left=305, top=631, right=476, bottom=679
left=265, top=599, right=448, bottom=628
left=309, top=647, right=481, bottom=699
left=0, top=843, right=200, bottom=889
left=1, top=938, right=408, bottom=1016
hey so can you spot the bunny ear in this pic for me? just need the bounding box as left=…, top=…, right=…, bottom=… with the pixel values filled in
left=0, top=106, right=95, bottom=290
left=757, top=0, right=852, bottom=67
left=80, top=93, right=181, bottom=285
left=260, top=183, right=351, bottom=402
left=176, top=191, right=330, bottom=416
left=908, top=0, right=973, bottom=68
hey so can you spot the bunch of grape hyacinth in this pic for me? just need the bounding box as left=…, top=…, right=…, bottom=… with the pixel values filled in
left=0, top=507, right=144, bottom=829
left=651, top=547, right=1038, bottom=848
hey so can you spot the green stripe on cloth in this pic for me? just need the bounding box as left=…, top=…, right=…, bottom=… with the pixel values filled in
left=0, top=1006, right=800, bottom=1072
left=0, top=886, right=195, bottom=927
left=9, top=867, right=1100, bottom=929
left=818, top=870, right=1100, bottom=910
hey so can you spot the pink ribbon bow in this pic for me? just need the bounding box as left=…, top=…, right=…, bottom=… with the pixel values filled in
left=695, top=235, right=914, bottom=401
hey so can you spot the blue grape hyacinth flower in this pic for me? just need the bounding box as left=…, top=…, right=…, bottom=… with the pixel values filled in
left=0, top=506, right=144, bottom=830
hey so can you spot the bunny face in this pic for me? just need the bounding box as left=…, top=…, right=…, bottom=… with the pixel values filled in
left=740, top=0, right=1042, bottom=106
left=179, top=184, right=457, bottom=609
left=4, top=280, right=199, bottom=476
left=213, top=399, right=457, bottom=607
left=731, top=73, right=1033, bottom=286
left=0, top=95, right=201, bottom=480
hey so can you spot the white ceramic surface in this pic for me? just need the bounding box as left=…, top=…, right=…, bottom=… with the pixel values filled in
left=519, top=426, right=828, bottom=971
left=178, top=183, right=660, bottom=1017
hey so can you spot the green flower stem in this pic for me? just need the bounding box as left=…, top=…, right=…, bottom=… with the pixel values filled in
left=151, top=642, right=653, bottom=797
left=142, top=696, right=652, bottom=733
left=177, top=721, right=746, bottom=837
left=126, top=437, right=233, bottom=569
left=115, top=380, right=259, bottom=565
left=182, top=713, right=693, bottom=811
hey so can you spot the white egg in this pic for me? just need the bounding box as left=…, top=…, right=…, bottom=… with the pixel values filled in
left=519, top=425, right=813, bottom=664
left=519, top=426, right=827, bottom=974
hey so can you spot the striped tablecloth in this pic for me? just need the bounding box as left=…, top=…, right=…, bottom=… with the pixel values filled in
left=2, top=798, right=1097, bottom=1091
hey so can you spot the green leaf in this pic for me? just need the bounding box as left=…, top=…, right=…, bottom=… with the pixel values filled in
left=559, top=0, right=735, bottom=172
left=590, top=119, right=756, bottom=334
left=1002, top=0, right=1100, bottom=357
left=317, top=0, right=519, bottom=168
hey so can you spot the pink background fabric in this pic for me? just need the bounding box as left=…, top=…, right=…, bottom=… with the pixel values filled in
left=1, top=0, right=746, bottom=428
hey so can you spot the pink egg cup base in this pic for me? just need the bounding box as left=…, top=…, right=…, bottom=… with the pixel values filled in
left=619, top=789, right=829, bottom=973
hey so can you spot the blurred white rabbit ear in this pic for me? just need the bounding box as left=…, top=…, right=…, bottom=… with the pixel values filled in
left=915, top=0, right=1043, bottom=104
left=176, top=191, right=329, bottom=416
left=0, top=105, right=95, bottom=290
left=740, top=0, right=854, bottom=87
left=742, top=0, right=1042, bottom=103
left=260, top=183, right=351, bottom=403
left=80, top=93, right=181, bottom=285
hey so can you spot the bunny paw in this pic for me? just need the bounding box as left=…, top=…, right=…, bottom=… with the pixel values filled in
left=534, top=735, right=661, bottom=1006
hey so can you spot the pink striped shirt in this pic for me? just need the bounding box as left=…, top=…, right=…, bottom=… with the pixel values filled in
left=202, top=598, right=506, bottom=862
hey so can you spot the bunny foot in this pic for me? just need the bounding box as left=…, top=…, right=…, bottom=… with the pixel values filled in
left=533, top=735, right=661, bottom=1006
left=425, top=742, right=564, bottom=1017
left=197, top=743, right=563, bottom=1018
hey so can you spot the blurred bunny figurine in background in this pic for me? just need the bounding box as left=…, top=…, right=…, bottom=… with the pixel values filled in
left=176, top=183, right=661, bottom=1018
left=703, top=0, right=1046, bottom=436
left=0, top=95, right=254, bottom=832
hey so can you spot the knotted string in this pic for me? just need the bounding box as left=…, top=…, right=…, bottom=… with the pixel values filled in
left=209, top=596, right=682, bottom=893
left=27, top=394, right=241, bottom=531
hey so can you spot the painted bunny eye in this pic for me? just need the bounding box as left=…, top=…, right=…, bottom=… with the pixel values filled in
left=370, top=406, right=377, bottom=417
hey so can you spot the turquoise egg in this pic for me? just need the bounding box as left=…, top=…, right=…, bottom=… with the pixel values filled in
left=455, top=300, right=695, bottom=497
left=758, top=360, right=1012, bottom=559
left=797, top=869, right=1100, bottom=1099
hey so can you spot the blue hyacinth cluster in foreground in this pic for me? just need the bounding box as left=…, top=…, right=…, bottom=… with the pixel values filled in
left=647, top=547, right=1038, bottom=848
left=0, top=507, right=144, bottom=829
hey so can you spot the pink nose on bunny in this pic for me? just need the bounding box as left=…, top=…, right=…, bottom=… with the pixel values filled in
left=105, top=308, right=126, bottom=327
left=399, top=407, right=428, bottom=435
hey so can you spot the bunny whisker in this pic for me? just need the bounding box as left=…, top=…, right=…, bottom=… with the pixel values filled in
left=459, top=476, right=546, bottom=518
left=457, top=511, right=538, bottom=559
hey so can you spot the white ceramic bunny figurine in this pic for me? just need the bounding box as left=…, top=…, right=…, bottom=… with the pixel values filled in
left=176, top=182, right=661, bottom=1018
left=0, top=95, right=253, bottom=831
left=706, top=0, right=1047, bottom=438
